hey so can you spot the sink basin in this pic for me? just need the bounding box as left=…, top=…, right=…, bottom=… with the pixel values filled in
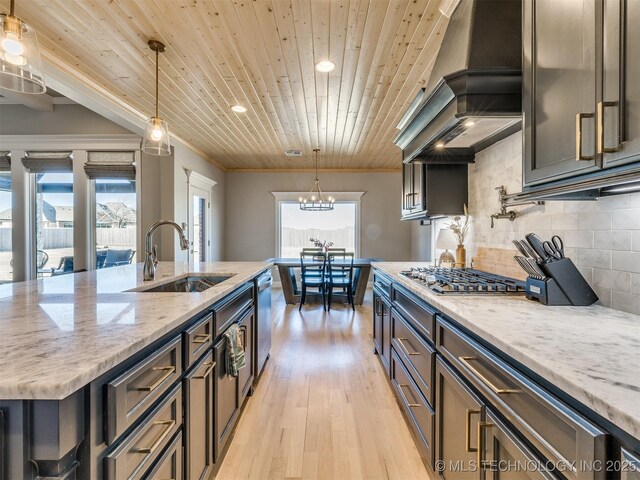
left=140, top=274, right=235, bottom=293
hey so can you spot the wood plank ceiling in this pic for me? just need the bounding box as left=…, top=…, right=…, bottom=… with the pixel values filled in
left=0, top=0, right=450, bottom=170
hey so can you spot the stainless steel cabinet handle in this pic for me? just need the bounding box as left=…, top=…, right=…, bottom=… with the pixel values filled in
left=458, top=356, right=520, bottom=394
left=397, top=338, right=420, bottom=356
left=135, top=419, right=175, bottom=454
left=477, top=422, right=494, bottom=467
left=397, top=384, right=420, bottom=408
left=576, top=112, right=595, bottom=160
left=375, top=298, right=383, bottom=317
left=192, top=333, right=211, bottom=344
left=598, top=101, right=622, bottom=153
left=465, top=409, right=481, bottom=452
left=194, top=361, right=215, bottom=379
left=137, top=366, right=176, bottom=392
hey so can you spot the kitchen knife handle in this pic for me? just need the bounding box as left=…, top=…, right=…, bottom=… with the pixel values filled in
left=525, top=233, right=549, bottom=262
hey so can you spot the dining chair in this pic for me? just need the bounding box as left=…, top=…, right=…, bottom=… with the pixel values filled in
left=326, top=247, right=346, bottom=253
left=326, top=252, right=355, bottom=311
left=299, top=251, right=327, bottom=311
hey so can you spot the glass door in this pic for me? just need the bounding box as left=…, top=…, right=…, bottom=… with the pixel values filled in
left=190, top=186, right=210, bottom=262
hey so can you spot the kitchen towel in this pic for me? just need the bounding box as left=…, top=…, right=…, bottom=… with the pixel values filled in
left=223, top=323, right=246, bottom=377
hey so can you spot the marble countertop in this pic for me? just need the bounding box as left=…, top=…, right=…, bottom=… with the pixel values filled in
left=0, top=261, right=271, bottom=400
left=373, top=262, right=640, bottom=440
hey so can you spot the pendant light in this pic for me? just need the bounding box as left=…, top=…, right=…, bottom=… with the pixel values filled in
left=141, top=40, right=171, bottom=156
left=299, top=149, right=334, bottom=212
left=0, top=0, right=46, bottom=94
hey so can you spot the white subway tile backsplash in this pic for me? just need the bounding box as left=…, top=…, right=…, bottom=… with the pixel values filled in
left=551, top=213, right=579, bottom=231
left=632, top=274, right=640, bottom=295
left=592, top=286, right=613, bottom=308
left=462, top=132, right=640, bottom=315
left=562, top=231, right=595, bottom=249
left=612, top=251, right=640, bottom=273
left=577, top=249, right=612, bottom=269
left=578, top=212, right=612, bottom=231
left=612, top=210, right=640, bottom=230
left=611, top=291, right=640, bottom=315
left=593, top=269, right=631, bottom=292
left=594, top=230, right=632, bottom=251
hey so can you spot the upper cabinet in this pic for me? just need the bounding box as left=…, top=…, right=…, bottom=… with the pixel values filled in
left=523, top=0, right=640, bottom=192
left=401, top=163, right=468, bottom=221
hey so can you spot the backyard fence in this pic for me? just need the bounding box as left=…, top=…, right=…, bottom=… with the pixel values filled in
left=0, top=226, right=136, bottom=251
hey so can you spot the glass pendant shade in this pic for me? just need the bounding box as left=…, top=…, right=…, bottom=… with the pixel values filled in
left=0, top=13, right=46, bottom=94
left=141, top=116, right=171, bottom=156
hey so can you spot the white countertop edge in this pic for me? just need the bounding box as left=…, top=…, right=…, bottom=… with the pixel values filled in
left=372, top=262, right=640, bottom=441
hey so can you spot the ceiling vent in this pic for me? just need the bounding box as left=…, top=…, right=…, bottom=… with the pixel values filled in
left=284, top=150, right=303, bottom=157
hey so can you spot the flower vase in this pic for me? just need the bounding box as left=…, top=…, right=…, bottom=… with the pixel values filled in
left=455, top=245, right=466, bottom=268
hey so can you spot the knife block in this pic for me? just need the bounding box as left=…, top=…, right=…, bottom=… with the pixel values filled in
left=527, top=257, right=598, bottom=306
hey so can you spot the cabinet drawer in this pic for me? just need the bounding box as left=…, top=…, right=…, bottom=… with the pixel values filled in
left=104, top=384, right=182, bottom=480
left=106, top=336, right=182, bottom=445
left=142, top=431, right=183, bottom=480
left=392, top=285, right=436, bottom=344
left=391, top=349, right=435, bottom=468
left=373, top=271, right=392, bottom=301
left=436, top=317, right=607, bottom=480
left=184, top=313, right=213, bottom=369
left=483, top=409, right=560, bottom=480
left=391, top=309, right=435, bottom=407
left=214, top=283, right=254, bottom=337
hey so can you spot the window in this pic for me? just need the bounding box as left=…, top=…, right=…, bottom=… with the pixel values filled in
left=95, top=179, right=137, bottom=268
left=34, top=172, right=74, bottom=276
left=0, top=167, right=11, bottom=283
left=279, top=202, right=357, bottom=257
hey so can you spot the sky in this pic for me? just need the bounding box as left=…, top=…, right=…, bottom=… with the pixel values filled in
left=281, top=202, right=355, bottom=230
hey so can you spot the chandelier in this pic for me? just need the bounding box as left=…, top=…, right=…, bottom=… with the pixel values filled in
left=299, top=149, right=334, bottom=211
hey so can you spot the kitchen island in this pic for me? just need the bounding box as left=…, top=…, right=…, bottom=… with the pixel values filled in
left=0, top=261, right=272, bottom=480
left=372, top=262, right=640, bottom=479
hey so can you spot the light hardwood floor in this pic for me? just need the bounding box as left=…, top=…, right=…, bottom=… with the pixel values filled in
left=215, top=289, right=431, bottom=480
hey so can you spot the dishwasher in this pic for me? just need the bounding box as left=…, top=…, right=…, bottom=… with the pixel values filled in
left=254, top=270, right=272, bottom=380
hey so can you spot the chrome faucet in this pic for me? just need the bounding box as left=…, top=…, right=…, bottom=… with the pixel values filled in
left=143, top=221, right=190, bottom=281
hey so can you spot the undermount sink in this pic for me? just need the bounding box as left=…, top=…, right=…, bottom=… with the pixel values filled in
left=139, top=274, right=235, bottom=293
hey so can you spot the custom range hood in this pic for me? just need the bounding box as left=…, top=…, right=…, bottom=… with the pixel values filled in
left=394, top=0, right=522, bottom=164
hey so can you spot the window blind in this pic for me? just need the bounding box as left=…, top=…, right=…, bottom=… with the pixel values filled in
left=22, top=151, right=73, bottom=173
left=84, top=151, right=136, bottom=179
left=0, top=153, right=10, bottom=172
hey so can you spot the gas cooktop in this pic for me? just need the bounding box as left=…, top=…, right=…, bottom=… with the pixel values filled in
left=400, top=267, right=526, bottom=295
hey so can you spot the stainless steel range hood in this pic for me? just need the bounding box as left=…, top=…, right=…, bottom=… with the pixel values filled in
left=394, top=0, right=523, bottom=164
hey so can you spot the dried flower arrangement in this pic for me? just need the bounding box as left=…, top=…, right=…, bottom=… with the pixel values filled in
left=309, top=237, right=334, bottom=250
left=446, top=204, right=470, bottom=246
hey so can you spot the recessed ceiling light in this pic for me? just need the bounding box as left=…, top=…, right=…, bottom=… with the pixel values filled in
left=315, top=60, right=336, bottom=73
left=464, top=120, right=476, bottom=127
left=435, top=141, right=446, bottom=149
left=231, top=105, right=247, bottom=113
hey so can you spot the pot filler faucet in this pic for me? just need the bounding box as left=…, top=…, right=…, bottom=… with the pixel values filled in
left=143, top=220, right=190, bottom=281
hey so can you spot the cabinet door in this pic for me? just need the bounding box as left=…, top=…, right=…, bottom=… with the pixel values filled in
left=411, top=163, right=426, bottom=212
left=435, top=357, right=484, bottom=480
left=402, top=163, right=414, bottom=216
left=238, top=309, right=254, bottom=400
left=184, top=352, right=214, bottom=480
left=373, top=291, right=384, bottom=357
left=523, top=0, right=601, bottom=186
left=380, top=299, right=391, bottom=376
left=213, top=337, right=238, bottom=462
left=482, top=410, right=560, bottom=480
left=602, top=0, right=640, bottom=168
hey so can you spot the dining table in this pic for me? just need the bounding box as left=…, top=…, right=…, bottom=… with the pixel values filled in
left=268, top=257, right=381, bottom=306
